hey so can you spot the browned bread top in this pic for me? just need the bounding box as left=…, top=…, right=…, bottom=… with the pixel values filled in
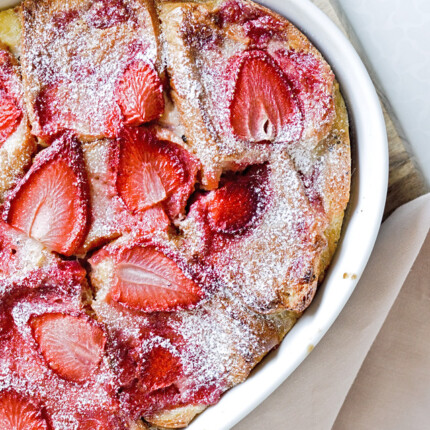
left=160, top=0, right=335, bottom=188
left=21, top=0, right=162, bottom=141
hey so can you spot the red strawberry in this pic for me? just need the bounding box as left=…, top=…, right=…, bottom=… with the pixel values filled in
left=0, top=89, right=22, bottom=145
left=34, top=82, right=74, bottom=140
left=119, top=342, right=183, bottom=417
left=116, top=61, right=164, bottom=126
left=0, top=391, right=49, bottom=430
left=3, top=132, right=90, bottom=256
left=0, top=48, right=23, bottom=145
left=115, top=127, right=198, bottom=219
left=30, top=313, right=106, bottom=383
left=218, top=0, right=261, bottom=26
left=229, top=50, right=302, bottom=142
left=140, top=345, right=182, bottom=392
left=192, top=165, right=270, bottom=236
left=207, top=180, right=259, bottom=235
left=110, top=245, right=203, bottom=312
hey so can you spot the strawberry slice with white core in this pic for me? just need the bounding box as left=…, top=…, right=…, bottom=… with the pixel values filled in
left=30, top=313, right=106, bottom=383
left=0, top=90, right=22, bottom=145
left=116, top=128, right=198, bottom=218
left=229, top=50, right=302, bottom=142
left=4, top=132, right=89, bottom=256
left=0, top=391, right=48, bottom=430
left=111, top=246, right=203, bottom=312
left=116, top=60, right=164, bottom=126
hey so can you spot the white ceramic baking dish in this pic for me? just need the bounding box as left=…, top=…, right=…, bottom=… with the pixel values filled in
left=0, top=0, right=388, bottom=428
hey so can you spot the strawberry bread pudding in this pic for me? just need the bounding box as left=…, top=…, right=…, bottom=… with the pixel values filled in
left=0, top=0, right=350, bottom=428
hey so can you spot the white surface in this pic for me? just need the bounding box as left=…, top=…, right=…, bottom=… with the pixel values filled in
left=236, top=194, right=430, bottom=430
left=0, top=0, right=388, bottom=428
left=331, top=0, right=430, bottom=185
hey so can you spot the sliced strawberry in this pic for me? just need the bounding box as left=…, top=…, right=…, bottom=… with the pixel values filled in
left=243, top=15, right=285, bottom=47
left=218, top=0, right=261, bottom=26
left=30, top=313, right=106, bottom=383
left=0, top=49, right=23, bottom=145
left=116, top=127, right=198, bottom=219
left=0, top=391, right=48, bottom=430
left=110, top=245, right=203, bottom=312
left=117, top=340, right=183, bottom=416
left=0, top=89, right=22, bottom=145
left=207, top=180, right=258, bottom=235
left=192, top=165, right=270, bottom=236
left=34, top=82, right=75, bottom=140
left=140, top=345, right=182, bottom=392
left=116, top=60, right=164, bottom=126
left=229, top=50, right=302, bottom=143
left=3, top=132, right=90, bottom=256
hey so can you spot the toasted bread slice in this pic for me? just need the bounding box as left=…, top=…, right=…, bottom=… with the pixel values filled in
left=89, top=235, right=299, bottom=428
left=159, top=0, right=335, bottom=189
left=20, top=0, right=163, bottom=141
left=0, top=44, right=36, bottom=202
left=179, top=84, right=348, bottom=314
left=79, top=124, right=199, bottom=254
left=289, top=82, right=351, bottom=279
left=80, top=137, right=171, bottom=253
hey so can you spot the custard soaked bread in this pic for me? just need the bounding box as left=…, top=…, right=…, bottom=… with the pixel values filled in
left=159, top=0, right=336, bottom=188
left=21, top=0, right=163, bottom=141
left=0, top=0, right=350, bottom=428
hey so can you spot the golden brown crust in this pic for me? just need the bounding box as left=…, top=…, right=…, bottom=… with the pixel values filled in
left=144, top=405, right=207, bottom=428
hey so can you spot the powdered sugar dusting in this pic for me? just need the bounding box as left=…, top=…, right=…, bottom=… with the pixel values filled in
left=159, top=0, right=336, bottom=188
left=0, top=0, right=350, bottom=427
left=21, top=0, right=160, bottom=139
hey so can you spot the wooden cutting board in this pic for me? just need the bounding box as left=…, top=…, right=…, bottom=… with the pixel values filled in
left=312, top=0, right=429, bottom=219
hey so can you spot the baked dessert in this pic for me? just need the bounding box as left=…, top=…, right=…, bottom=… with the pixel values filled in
left=0, top=0, right=350, bottom=428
